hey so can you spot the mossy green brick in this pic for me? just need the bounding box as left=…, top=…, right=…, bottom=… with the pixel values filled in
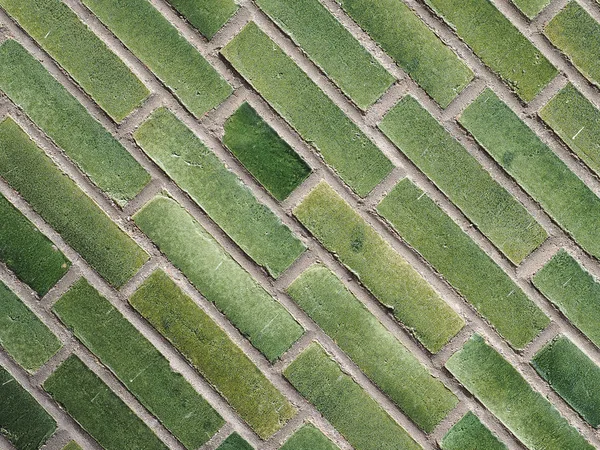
left=440, top=412, right=507, bottom=450
left=294, top=181, right=464, bottom=353
left=133, top=195, right=303, bottom=361
left=130, top=270, right=296, bottom=439
left=379, top=96, right=547, bottom=264
left=53, top=278, right=224, bottom=449
left=62, top=442, right=82, bottom=450
left=0, top=118, right=148, bottom=288
left=0, top=0, right=149, bottom=121
left=460, top=89, right=600, bottom=260
left=446, top=334, right=594, bottom=450
left=221, top=22, right=393, bottom=197
left=511, top=0, right=551, bottom=18
left=216, top=433, right=253, bottom=450
left=165, top=0, right=238, bottom=39
left=280, top=424, right=338, bottom=450
left=134, top=108, right=304, bottom=278
left=0, top=193, right=70, bottom=296
left=287, top=264, right=457, bottom=431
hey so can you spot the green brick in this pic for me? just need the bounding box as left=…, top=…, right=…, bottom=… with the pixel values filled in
left=545, top=2, right=600, bottom=87
left=287, top=264, right=457, bottom=431
left=460, top=89, right=600, bottom=261
left=62, top=442, right=82, bottom=450
left=280, top=424, right=338, bottom=450
left=0, top=118, right=148, bottom=288
left=129, top=270, right=296, bottom=439
left=0, top=281, right=62, bottom=373
left=379, top=96, right=547, bottom=264
left=446, top=334, right=594, bottom=450
left=133, top=196, right=303, bottom=361
left=378, top=179, right=549, bottom=349
left=255, top=0, right=394, bottom=109
left=337, top=0, right=473, bottom=108
left=294, top=182, right=464, bottom=353
left=0, top=193, right=70, bottom=296
left=134, top=108, right=304, bottom=278
left=44, top=355, right=167, bottom=450
left=425, top=0, right=557, bottom=102
left=0, top=40, right=150, bottom=205
left=533, top=250, right=600, bottom=349
left=53, top=278, right=224, bottom=449
left=540, top=83, right=600, bottom=177
left=217, top=433, right=253, bottom=450
left=81, top=0, right=232, bottom=118
left=221, top=22, right=393, bottom=197
left=223, top=103, right=311, bottom=201
left=0, top=365, right=56, bottom=450
left=165, top=0, right=238, bottom=39
left=284, top=343, right=421, bottom=450
left=511, top=0, right=551, bottom=19
left=440, top=412, right=507, bottom=450
left=532, top=335, right=600, bottom=427
left=0, top=0, right=149, bottom=122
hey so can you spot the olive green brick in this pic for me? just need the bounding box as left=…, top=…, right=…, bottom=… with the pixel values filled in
left=440, top=412, right=507, bottom=450
left=217, top=433, right=254, bottom=450
left=511, top=0, right=551, bottom=18
left=165, top=0, right=238, bottom=39
left=280, top=424, right=338, bottom=450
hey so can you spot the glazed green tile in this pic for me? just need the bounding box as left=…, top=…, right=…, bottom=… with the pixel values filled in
left=377, top=179, right=549, bottom=349
left=460, top=89, right=600, bottom=260
left=0, top=118, right=148, bottom=288
left=53, top=278, right=224, bottom=449
left=511, top=0, right=551, bottom=19
left=216, top=433, right=254, bottom=450
left=44, top=355, right=167, bottom=450
left=0, top=365, right=56, bottom=450
left=255, top=0, right=394, bottom=109
left=0, top=193, right=70, bottom=296
left=223, top=103, right=311, bottom=201
left=221, top=22, right=393, bottom=197
left=0, top=281, right=62, bottom=373
left=0, top=40, right=150, bottom=205
left=62, top=442, right=83, bottom=450
left=280, top=424, right=338, bottom=450
left=545, top=2, right=600, bottom=87
left=336, top=0, right=472, bottom=107
left=287, top=264, right=457, bottom=431
left=81, top=0, right=232, bottom=118
left=293, top=181, right=464, bottom=353
left=446, top=334, right=594, bottom=450
left=440, top=412, right=507, bottom=450
left=134, top=108, right=304, bottom=278
left=379, top=96, right=547, bottom=264
left=532, top=335, right=600, bottom=427
left=133, top=196, right=303, bottom=361
left=426, top=0, right=557, bottom=102
left=540, top=83, right=600, bottom=177
left=284, top=343, right=421, bottom=450
left=0, top=0, right=149, bottom=122
left=533, top=250, right=600, bottom=349
left=165, top=0, right=238, bottom=39
left=129, top=270, right=296, bottom=439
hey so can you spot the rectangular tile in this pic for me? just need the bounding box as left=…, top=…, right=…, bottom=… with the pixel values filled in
left=293, top=181, right=464, bottom=353
left=379, top=96, right=547, bottom=264
left=287, top=264, right=458, bottom=431
left=0, top=365, right=56, bottom=450
left=377, top=179, right=549, bottom=349
left=0, top=0, right=149, bottom=122
left=459, top=89, right=600, bottom=260
left=221, top=22, right=393, bottom=197
left=0, top=40, right=150, bottom=205
left=62, top=442, right=82, bottom=450
left=129, top=270, right=296, bottom=439
left=255, top=0, right=394, bottom=109
left=425, top=0, right=557, bottom=102
left=43, top=355, right=167, bottom=450
left=165, top=0, right=238, bottom=39
left=217, top=434, right=253, bottom=450
left=284, top=343, right=421, bottom=450
left=134, top=108, right=305, bottom=278
left=133, top=195, right=303, bottom=361
left=336, top=0, right=473, bottom=107
left=533, top=250, right=600, bottom=349
left=0, top=193, right=70, bottom=296
left=446, top=334, right=594, bottom=450
left=280, top=424, right=338, bottom=450
left=440, top=412, right=507, bottom=450
left=81, top=0, right=232, bottom=118
left=511, top=0, right=551, bottom=18
left=532, top=335, right=600, bottom=427
left=223, top=102, right=311, bottom=201
left=0, top=117, right=148, bottom=288
left=53, top=278, right=224, bottom=449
